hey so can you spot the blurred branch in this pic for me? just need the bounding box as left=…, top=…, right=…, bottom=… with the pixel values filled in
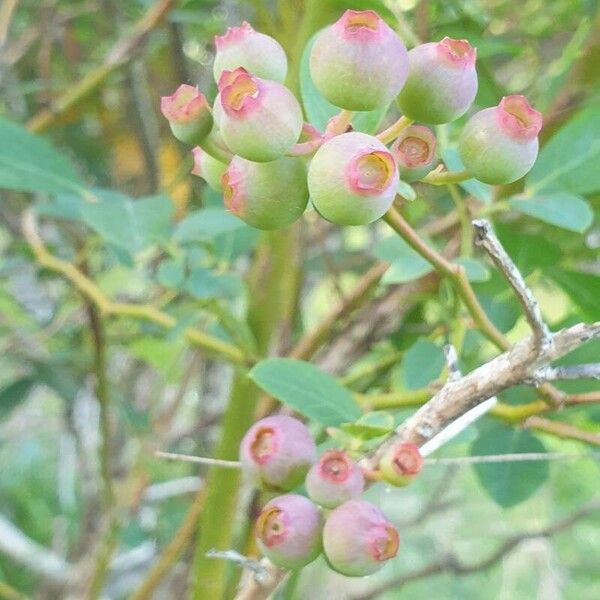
left=525, top=416, right=600, bottom=447
left=0, top=513, right=72, bottom=586
left=290, top=262, right=388, bottom=361
left=130, top=488, right=205, bottom=600
left=27, top=0, right=177, bottom=133
left=22, top=209, right=249, bottom=365
left=0, top=0, right=18, bottom=46
left=353, top=497, right=600, bottom=600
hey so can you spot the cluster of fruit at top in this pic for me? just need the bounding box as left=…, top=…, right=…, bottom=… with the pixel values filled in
left=239, top=415, right=424, bottom=575
left=160, top=10, right=542, bottom=231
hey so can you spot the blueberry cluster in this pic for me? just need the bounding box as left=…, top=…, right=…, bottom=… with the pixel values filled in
left=161, top=10, right=542, bottom=231
left=239, top=415, right=423, bottom=575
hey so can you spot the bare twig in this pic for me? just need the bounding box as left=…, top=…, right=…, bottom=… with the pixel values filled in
left=473, top=219, right=551, bottom=349
left=443, top=344, right=461, bottom=381
left=155, top=450, right=242, bottom=469
left=362, top=320, right=600, bottom=469
left=536, top=363, right=600, bottom=381
left=206, top=550, right=270, bottom=584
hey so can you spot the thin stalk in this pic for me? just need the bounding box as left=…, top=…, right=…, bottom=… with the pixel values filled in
left=377, top=116, right=414, bottom=144
left=422, top=170, right=471, bottom=185
left=447, top=184, right=472, bottom=256
left=383, top=206, right=509, bottom=351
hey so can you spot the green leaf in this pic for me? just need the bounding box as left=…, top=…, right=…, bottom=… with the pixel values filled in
left=442, top=148, right=492, bottom=204
left=185, top=267, right=243, bottom=299
left=471, top=423, right=549, bottom=507
left=549, top=269, right=600, bottom=320
left=341, top=411, right=395, bottom=440
left=157, top=258, right=186, bottom=289
left=527, top=104, right=600, bottom=195
left=454, top=257, right=491, bottom=282
left=0, top=118, right=85, bottom=195
left=509, top=193, right=593, bottom=233
left=0, top=378, right=34, bottom=419
left=394, top=338, right=445, bottom=390
left=299, top=33, right=388, bottom=134
left=173, top=208, right=245, bottom=243
left=249, top=358, right=361, bottom=426
left=81, top=192, right=174, bottom=255
left=374, top=236, right=434, bottom=284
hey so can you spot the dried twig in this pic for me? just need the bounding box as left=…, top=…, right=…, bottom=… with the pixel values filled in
left=473, top=219, right=551, bottom=349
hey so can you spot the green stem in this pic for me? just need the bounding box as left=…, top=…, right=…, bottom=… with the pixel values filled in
left=84, top=301, right=119, bottom=599
left=190, top=229, right=302, bottom=600
left=383, top=207, right=509, bottom=351
left=422, top=169, right=471, bottom=185
left=447, top=184, right=472, bottom=256
left=377, top=115, right=414, bottom=144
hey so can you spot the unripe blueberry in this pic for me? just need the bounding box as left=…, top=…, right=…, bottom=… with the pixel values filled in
left=379, top=442, right=424, bottom=487
left=305, top=450, right=365, bottom=509
left=390, top=125, right=437, bottom=182
left=255, top=494, right=323, bottom=570
left=222, top=155, right=308, bottom=230
left=308, top=132, right=398, bottom=226
left=323, top=500, right=399, bottom=577
left=239, top=416, right=317, bottom=490
left=310, top=10, right=408, bottom=111
left=218, top=68, right=303, bottom=162
left=191, top=147, right=227, bottom=192
left=458, top=95, right=542, bottom=184
left=397, top=37, right=477, bottom=124
left=213, top=22, right=288, bottom=84
left=160, top=85, right=213, bottom=145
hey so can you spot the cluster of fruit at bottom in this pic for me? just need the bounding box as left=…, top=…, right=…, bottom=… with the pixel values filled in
left=160, top=9, right=543, bottom=232
left=239, top=416, right=424, bottom=575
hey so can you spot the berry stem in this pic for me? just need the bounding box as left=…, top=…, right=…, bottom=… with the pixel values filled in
left=421, top=169, right=471, bottom=185
left=200, top=131, right=233, bottom=163
left=377, top=115, right=414, bottom=144
left=447, top=184, right=472, bottom=256
left=383, top=205, right=508, bottom=350
left=327, top=109, right=355, bottom=134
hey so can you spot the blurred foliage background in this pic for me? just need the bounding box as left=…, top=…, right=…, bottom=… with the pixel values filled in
left=0, top=0, right=599, bottom=599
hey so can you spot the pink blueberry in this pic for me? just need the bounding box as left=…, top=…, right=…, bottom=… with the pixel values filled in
left=323, top=500, right=400, bottom=577
left=458, top=95, right=542, bottom=184
left=306, top=449, right=365, bottom=509
left=239, top=416, right=317, bottom=490
left=397, top=37, right=478, bottom=124
left=380, top=441, right=424, bottom=487
left=213, top=21, right=287, bottom=83
left=255, top=494, right=323, bottom=570
left=308, top=131, right=398, bottom=226
left=390, top=125, right=437, bottom=182
left=218, top=68, right=303, bottom=162
left=191, top=147, right=228, bottom=192
left=222, top=155, right=308, bottom=230
left=310, top=9, right=408, bottom=111
left=160, top=84, right=213, bottom=145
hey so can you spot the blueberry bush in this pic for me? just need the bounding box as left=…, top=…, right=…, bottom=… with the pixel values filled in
left=1, top=1, right=599, bottom=599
